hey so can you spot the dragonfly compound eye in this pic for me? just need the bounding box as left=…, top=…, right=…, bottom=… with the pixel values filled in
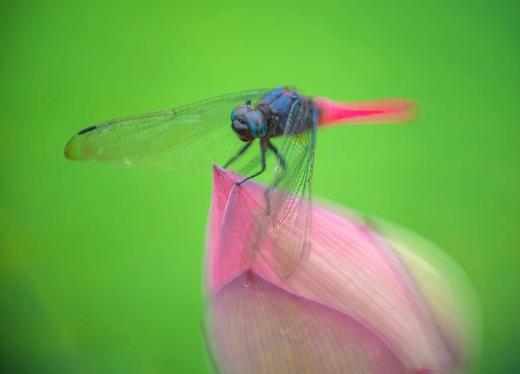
left=230, top=104, right=253, bottom=121
left=231, top=104, right=264, bottom=141
left=245, top=111, right=267, bottom=138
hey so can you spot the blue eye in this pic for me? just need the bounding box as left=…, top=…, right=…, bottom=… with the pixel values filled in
left=250, top=123, right=267, bottom=137
left=231, top=105, right=250, bottom=121
left=245, top=111, right=267, bottom=138
left=231, top=107, right=267, bottom=139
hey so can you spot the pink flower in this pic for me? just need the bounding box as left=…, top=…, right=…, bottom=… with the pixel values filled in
left=205, top=166, right=480, bottom=374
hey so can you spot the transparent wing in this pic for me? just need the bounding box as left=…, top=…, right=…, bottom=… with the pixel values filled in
left=261, top=100, right=318, bottom=278
left=64, top=89, right=271, bottom=173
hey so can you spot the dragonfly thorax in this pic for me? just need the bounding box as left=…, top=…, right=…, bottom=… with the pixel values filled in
left=231, top=104, right=268, bottom=142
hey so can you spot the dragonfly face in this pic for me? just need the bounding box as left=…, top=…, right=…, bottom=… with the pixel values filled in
left=230, top=104, right=268, bottom=142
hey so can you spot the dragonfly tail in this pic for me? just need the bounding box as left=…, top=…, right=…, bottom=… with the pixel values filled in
left=314, top=97, right=416, bottom=127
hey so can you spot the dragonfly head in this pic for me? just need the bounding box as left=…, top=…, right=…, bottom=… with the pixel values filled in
left=231, top=105, right=268, bottom=141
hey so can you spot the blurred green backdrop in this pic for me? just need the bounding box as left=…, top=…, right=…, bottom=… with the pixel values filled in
left=1, top=0, right=518, bottom=372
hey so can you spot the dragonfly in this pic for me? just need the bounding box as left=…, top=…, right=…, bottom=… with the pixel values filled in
left=65, top=86, right=414, bottom=277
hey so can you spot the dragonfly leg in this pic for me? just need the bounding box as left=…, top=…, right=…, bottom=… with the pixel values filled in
left=224, top=141, right=253, bottom=169
left=237, top=140, right=267, bottom=185
left=267, top=140, right=286, bottom=170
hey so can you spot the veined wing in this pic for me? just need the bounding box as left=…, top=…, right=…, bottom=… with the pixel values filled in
left=64, top=89, right=271, bottom=172
left=262, top=99, right=318, bottom=278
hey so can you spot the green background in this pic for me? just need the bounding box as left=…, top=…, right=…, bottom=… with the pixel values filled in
left=1, top=0, right=518, bottom=372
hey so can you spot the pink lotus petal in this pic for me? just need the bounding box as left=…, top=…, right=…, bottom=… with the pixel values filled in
left=315, top=97, right=416, bottom=127
left=208, top=271, right=406, bottom=374
left=205, top=166, right=479, bottom=373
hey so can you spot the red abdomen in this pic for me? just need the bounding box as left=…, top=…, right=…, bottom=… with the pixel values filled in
left=314, top=97, right=416, bottom=127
